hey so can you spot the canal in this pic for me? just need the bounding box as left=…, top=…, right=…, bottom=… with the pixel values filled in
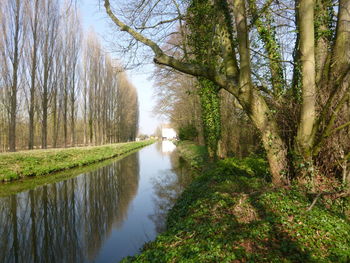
left=0, top=141, right=192, bottom=262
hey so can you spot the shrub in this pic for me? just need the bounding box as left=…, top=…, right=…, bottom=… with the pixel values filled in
left=178, top=124, right=198, bottom=141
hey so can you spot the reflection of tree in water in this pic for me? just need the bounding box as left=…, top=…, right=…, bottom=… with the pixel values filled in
left=150, top=152, right=193, bottom=233
left=0, top=153, right=139, bottom=263
left=155, top=140, right=163, bottom=154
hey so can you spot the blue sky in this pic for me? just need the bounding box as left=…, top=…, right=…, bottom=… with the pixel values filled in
left=79, top=0, right=162, bottom=135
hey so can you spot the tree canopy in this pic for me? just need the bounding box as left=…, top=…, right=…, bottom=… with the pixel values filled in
left=104, top=0, right=350, bottom=188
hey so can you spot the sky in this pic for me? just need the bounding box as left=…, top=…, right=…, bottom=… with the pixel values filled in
left=79, top=0, right=162, bottom=135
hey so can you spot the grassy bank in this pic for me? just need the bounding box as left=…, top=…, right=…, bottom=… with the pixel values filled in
left=0, top=147, right=144, bottom=197
left=0, top=140, right=154, bottom=182
left=123, top=142, right=350, bottom=262
left=175, top=141, right=207, bottom=169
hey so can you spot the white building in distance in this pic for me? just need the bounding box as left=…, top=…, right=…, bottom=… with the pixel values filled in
left=161, top=126, right=177, bottom=140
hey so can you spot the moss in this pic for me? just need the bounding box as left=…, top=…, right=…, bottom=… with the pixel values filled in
left=123, top=145, right=350, bottom=262
left=0, top=140, right=154, bottom=182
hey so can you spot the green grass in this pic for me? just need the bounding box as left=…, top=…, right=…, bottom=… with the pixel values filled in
left=176, top=141, right=208, bottom=169
left=0, top=140, right=154, bottom=182
left=122, top=144, right=350, bottom=262
left=0, top=146, right=144, bottom=197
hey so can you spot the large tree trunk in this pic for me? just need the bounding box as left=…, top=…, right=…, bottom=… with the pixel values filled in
left=83, top=86, right=87, bottom=145
left=28, top=0, right=39, bottom=150
left=70, top=84, right=75, bottom=147
left=232, top=0, right=288, bottom=184
left=52, top=88, right=59, bottom=148
left=28, top=87, right=35, bottom=150
left=8, top=0, right=21, bottom=152
left=9, top=100, right=16, bottom=152
left=63, top=68, right=68, bottom=147
left=296, top=0, right=317, bottom=160
left=235, top=86, right=288, bottom=185
left=41, top=48, right=49, bottom=149
left=261, top=123, right=288, bottom=185
left=63, top=92, right=68, bottom=147
left=71, top=108, right=75, bottom=146
left=249, top=0, right=285, bottom=97
left=331, top=0, right=350, bottom=84
left=314, top=0, right=332, bottom=88
left=89, top=106, right=93, bottom=145
left=198, top=79, right=221, bottom=159
left=41, top=91, right=48, bottom=149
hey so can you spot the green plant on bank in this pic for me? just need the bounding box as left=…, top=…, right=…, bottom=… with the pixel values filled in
left=0, top=140, right=154, bottom=182
left=178, top=124, right=198, bottom=141
left=176, top=141, right=208, bottom=170
left=186, top=0, right=222, bottom=160
left=198, top=79, right=221, bottom=159
left=122, top=145, right=349, bottom=263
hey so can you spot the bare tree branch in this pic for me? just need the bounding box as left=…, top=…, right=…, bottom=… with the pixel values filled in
left=104, top=0, right=226, bottom=87
left=135, top=15, right=184, bottom=30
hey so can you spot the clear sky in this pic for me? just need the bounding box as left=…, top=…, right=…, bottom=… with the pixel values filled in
left=79, top=0, right=162, bottom=135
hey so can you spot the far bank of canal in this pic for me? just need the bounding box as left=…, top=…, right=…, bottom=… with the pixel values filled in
left=0, top=141, right=194, bottom=262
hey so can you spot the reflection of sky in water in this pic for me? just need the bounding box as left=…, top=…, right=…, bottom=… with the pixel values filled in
left=161, top=140, right=176, bottom=154
left=0, top=142, right=191, bottom=263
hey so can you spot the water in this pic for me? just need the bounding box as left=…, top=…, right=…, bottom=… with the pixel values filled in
left=0, top=141, right=192, bottom=263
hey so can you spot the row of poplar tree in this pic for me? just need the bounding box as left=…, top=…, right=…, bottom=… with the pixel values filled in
left=0, top=0, right=139, bottom=152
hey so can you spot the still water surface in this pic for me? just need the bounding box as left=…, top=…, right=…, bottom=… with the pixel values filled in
left=0, top=141, right=191, bottom=262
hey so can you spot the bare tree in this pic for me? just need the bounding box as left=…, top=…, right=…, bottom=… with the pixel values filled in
left=0, top=1, right=139, bottom=152
left=82, top=30, right=138, bottom=145
left=103, top=0, right=350, bottom=185
left=38, top=0, right=60, bottom=149
left=26, top=0, right=41, bottom=149
left=65, top=8, right=81, bottom=147
left=1, top=0, right=27, bottom=151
